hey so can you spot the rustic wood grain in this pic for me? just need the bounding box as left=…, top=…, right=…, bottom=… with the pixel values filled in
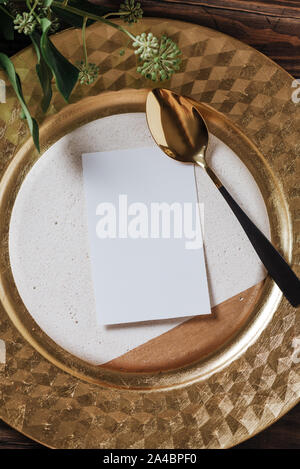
left=2, top=1, right=300, bottom=76
left=0, top=0, right=299, bottom=450
left=0, top=419, right=43, bottom=449
left=92, top=0, right=300, bottom=77
left=235, top=404, right=300, bottom=449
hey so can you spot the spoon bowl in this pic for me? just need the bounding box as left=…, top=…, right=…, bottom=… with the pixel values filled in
left=146, top=88, right=300, bottom=307
left=146, top=88, right=209, bottom=166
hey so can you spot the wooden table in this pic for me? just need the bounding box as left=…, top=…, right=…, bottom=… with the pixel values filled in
left=0, top=0, right=299, bottom=449
left=94, top=0, right=300, bottom=77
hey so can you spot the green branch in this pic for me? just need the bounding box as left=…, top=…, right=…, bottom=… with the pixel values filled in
left=51, top=1, right=136, bottom=40
left=102, top=11, right=131, bottom=19
left=0, top=0, right=182, bottom=153
left=82, top=16, right=88, bottom=65
left=0, top=5, right=14, bottom=19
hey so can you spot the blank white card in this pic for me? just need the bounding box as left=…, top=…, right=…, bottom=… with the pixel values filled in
left=82, top=146, right=211, bottom=325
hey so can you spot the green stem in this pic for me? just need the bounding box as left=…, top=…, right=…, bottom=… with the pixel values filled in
left=82, top=16, right=88, bottom=66
left=29, top=0, right=39, bottom=15
left=26, top=0, right=41, bottom=23
left=102, top=11, right=130, bottom=19
left=51, top=1, right=136, bottom=41
left=0, top=5, right=14, bottom=19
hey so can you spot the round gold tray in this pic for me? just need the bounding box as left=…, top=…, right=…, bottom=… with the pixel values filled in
left=0, top=18, right=299, bottom=449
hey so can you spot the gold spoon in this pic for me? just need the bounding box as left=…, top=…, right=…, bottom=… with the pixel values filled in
left=146, top=88, right=300, bottom=307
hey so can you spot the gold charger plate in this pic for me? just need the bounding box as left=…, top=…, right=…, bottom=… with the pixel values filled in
left=0, top=18, right=299, bottom=449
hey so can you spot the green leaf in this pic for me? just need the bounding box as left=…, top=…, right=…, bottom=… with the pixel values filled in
left=52, top=0, right=111, bottom=28
left=30, top=32, right=53, bottom=113
left=0, top=53, right=40, bottom=152
left=0, top=7, right=14, bottom=40
left=40, top=17, right=78, bottom=102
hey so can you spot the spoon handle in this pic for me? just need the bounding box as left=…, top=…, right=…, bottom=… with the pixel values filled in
left=206, top=168, right=300, bottom=307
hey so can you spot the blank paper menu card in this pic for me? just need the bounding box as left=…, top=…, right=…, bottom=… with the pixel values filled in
left=82, top=146, right=211, bottom=325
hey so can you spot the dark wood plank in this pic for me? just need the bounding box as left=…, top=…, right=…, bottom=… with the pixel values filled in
left=0, top=0, right=299, bottom=450
left=139, top=0, right=300, bottom=17
left=95, top=0, right=300, bottom=18
left=2, top=1, right=300, bottom=76
left=92, top=0, right=300, bottom=77
left=0, top=419, right=43, bottom=449
left=235, top=403, right=300, bottom=449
